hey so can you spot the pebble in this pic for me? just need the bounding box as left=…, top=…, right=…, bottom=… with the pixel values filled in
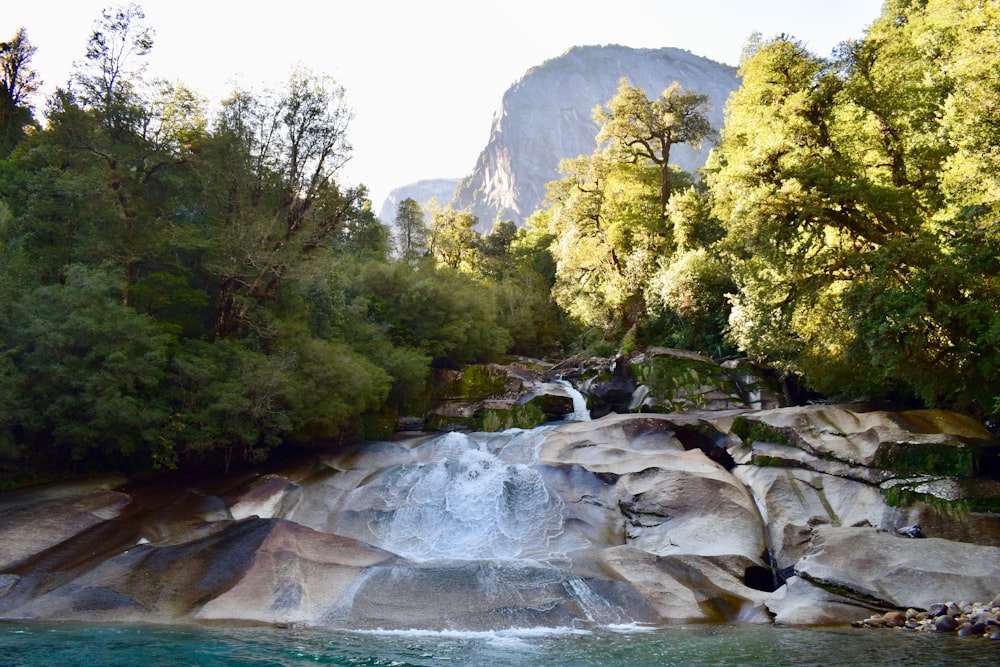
left=853, top=593, right=1000, bottom=642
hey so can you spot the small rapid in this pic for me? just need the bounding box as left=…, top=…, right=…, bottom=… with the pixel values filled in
left=313, top=427, right=652, bottom=630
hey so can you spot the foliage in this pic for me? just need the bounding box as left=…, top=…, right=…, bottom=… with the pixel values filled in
left=708, top=1, right=1000, bottom=411
left=2, top=0, right=999, bottom=486
left=0, top=27, right=41, bottom=154
left=543, top=78, right=717, bottom=340
left=594, top=77, right=714, bottom=211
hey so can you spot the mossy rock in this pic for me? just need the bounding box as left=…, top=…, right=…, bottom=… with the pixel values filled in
left=629, top=351, right=744, bottom=411
left=881, top=476, right=1000, bottom=514
left=525, top=392, right=576, bottom=417
left=474, top=403, right=547, bottom=433
left=361, top=409, right=399, bottom=440
left=872, top=441, right=998, bottom=478
left=425, top=412, right=474, bottom=432
left=730, top=416, right=795, bottom=448
left=434, top=365, right=515, bottom=403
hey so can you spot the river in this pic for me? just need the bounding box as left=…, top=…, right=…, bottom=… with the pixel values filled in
left=2, top=620, right=998, bottom=666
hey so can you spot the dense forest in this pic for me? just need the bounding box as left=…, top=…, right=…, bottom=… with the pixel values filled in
left=1, top=0, right=997, bottom=486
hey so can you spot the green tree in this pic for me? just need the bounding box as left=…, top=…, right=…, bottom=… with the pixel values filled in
left=546, top=151, right=666, bottom=333
left=709, top=1, right=1000, bottom=409
left=594, top=77, right=714, bottom=212
left=0, top=27, right=40, bottom=153
left=0, top=264, right=173, bottom=474
left=74, top=3, right=154, bottom=135
left=393, top=197, right=428, bottom=263
left=427, top=205, right=478, bottom=270
left=203, top=68, right=359, bottom=337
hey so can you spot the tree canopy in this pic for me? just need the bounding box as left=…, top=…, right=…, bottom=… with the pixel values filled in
left=1, top=0, right=999, bottom=487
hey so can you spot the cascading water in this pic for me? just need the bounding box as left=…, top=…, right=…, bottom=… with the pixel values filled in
left=319, top=428, right=656, bottom=630
left=369, top=432, right=567, bottom=562
left=555, top=379, right=591, bottom=422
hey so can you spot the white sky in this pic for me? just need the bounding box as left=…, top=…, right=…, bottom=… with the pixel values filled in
left=4, top=0, right=885, bottom=207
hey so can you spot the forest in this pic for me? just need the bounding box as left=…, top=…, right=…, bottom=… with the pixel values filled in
left=0, top=0, right=997, bottom=486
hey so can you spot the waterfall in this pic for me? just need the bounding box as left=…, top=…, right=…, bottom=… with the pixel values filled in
left=556, top=379, right=590, bottom=422
left=314, top=428, right=658, bottom=630
left=366, top=431, right=569, bottom=562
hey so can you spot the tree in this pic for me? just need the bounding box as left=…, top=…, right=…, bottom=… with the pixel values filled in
left=475, top=218, right=517, bottom=280
left=546, top=152, right=666, bottom=333
left=205, top=68, right=358, bottom=337
left=709, top=2, right=1000, bottom=410
left=0, top=27, right=40, bottom=152
left=594, top=77, right=714, bottom=213
left=427, top=205, right=478, bottom=270
left=73, top=3, right=154, bottom=135
left=393, top=197, right=427, bottom=263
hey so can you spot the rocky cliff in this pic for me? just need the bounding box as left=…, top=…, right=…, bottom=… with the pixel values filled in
left=376, top=178, right=460, bottom=224
left=450, top=45, right=740, bottom=230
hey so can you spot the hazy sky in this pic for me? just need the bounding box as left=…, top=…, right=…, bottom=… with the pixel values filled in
left=5, top=1, right=885, bottom=208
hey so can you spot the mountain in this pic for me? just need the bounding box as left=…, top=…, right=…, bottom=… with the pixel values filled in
left=377, top=178, right=461, bottom=223
left=450, top=45, right=740, bottom=230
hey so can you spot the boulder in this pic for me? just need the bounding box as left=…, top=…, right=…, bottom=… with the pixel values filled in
left=0, top=517, right=393, bottom=625
left=619, top=463, right=765, bottom=560
left=599, top=545, right=771, bottom=623
left=795, top=526, right=1000, bottom=610
left=733, top=466, right=906, bottom=569
left=732, top=405, right=999, bottom=476
left=765, top=576, right=879, bottom=626
left=0, top=482, right=131, bottom=570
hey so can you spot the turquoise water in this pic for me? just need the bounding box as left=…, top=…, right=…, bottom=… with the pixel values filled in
left=2, top=622, right=997, bottom=666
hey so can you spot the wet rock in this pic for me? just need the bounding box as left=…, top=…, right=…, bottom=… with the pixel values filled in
left=767, top=576, right=876, bottom=626
left=936, top=615, right=959, bottom=632
left=0, top=484, right=131, bottom=570
left=599, top=545, right=771, bottom=623
left=795, top=527, right=1000, bottom=610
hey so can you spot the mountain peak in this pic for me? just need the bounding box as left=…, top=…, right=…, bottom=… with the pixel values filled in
left=451, top=45, right=739, bottom=229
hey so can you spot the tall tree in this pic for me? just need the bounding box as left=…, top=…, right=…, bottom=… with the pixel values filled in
left=0, top=27, right=40, bottom=152
left=73, top=3, right=154, bottom=135
left=205, top=68, right=358, bottom=338
left=594, top=78, right=714, bottom=212
left=393, top=197, right=427, bottom=263
left=427, top=206, right=478, bottom=270
left=546, top=152, right=665, bottom=332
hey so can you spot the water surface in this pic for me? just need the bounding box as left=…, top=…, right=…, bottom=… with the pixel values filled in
left=2, top=622, right=997, bottom=666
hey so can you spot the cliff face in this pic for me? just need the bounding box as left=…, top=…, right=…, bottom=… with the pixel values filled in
left=451, top=45, right=740, bottom=230
left=377, top=178, right=461, bottom=223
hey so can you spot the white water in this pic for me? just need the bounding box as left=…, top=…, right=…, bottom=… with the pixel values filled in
left=368, top=432, right=567, bottom=562
left=555, top=379, right=591, bottom=421
left=313, top=427, right=649, bottom=629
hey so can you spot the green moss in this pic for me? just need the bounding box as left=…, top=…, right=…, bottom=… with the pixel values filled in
left=874, top=442, right=977, bottom=477
left=361, top=409, right=399, bottom=440
left=458, top=365, right=511, bottom=402
left=425, top=413, right=472, bottom=431
left=750, top=454, right=787, bottom=467
left=731, top=416, right=794, bottom=447
left=881, top=480, right=1000, bottom=514
left=474, top=403, right=547, bottom=433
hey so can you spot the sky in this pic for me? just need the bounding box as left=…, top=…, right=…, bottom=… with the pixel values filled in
left=4, top=0, right=886, bottom=208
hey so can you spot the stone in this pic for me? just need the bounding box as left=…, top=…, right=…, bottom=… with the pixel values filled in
left=795, top=527, right=1000, bottom=610
left=0, top=483, right=131, bottom=570
left=935, top=615, right=959, bottom=632
left=733, top=465, right=904, bottom=570
left=765, top=576, right=876, bottom=626
left=882, top=610, right=906, bottom=627
left=599, top=545, right=771, bottom=623
left=731, top=405, right=999, bottom=476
